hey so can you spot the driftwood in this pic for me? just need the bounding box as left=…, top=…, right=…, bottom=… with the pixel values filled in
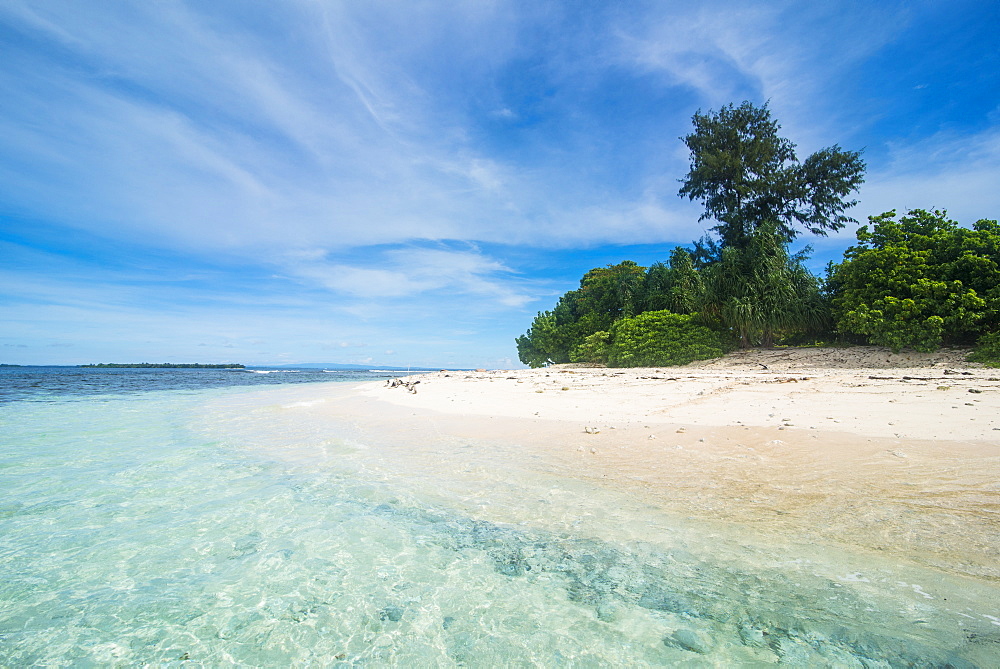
left=386, top=377, right=421, bottom=394
left=866, top=375, right=980, bottom=382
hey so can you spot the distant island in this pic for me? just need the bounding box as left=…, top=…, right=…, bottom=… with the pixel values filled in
left=79, top=363, right=245, bottom=369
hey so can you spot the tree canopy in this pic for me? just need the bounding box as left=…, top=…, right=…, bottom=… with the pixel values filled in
left=678, top=101, right=865, bottom=248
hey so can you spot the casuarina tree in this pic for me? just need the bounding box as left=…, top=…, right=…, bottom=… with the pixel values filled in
left=678, top=101, right=865, bottom=248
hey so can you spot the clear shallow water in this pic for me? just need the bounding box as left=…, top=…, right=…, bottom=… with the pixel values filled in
left=1, top=371, right=998, bottom=666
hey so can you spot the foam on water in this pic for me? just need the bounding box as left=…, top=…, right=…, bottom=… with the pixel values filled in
left=1, top=382, right=998, bottom=666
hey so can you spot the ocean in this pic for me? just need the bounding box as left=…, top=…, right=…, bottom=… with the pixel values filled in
left=1, top=367, right=997, bottom=666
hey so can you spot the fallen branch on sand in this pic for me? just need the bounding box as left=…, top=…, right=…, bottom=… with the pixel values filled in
left=386, top=377, right=421, bottom=394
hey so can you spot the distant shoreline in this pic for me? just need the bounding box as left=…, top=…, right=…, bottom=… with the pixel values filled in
left=78, top=363, right=245, bottom=369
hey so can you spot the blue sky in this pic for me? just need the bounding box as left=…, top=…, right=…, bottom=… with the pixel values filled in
left=2, top=0, right=998, bottom=368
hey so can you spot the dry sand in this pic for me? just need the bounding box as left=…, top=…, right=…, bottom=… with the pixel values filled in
left=346, top=346, right=1000, bottom=581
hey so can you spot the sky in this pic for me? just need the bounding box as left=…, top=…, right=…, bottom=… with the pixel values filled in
left=2, top=0, right=999, bottom=368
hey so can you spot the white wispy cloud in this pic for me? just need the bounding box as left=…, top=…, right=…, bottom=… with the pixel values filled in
left=859, top=127, right=1000, bottom=224
left=619, top=2, right=908, bottom=144
left=285, top=246, right=532, bottom=307
left=0, top=0, right=719, bottom=260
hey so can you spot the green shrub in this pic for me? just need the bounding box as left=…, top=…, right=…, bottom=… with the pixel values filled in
left=607, top=310, right=730, bottom=367
left=571, top=331, right=611, bottom=364
left=830, top=210, right=999, bottom=351
left=968, top=331, right=1000, bottom=367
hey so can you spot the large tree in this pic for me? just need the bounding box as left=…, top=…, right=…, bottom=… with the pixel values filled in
left=679, top=101, right=865, bottom=248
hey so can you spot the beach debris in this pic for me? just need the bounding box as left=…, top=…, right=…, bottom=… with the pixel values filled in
left=584, top=426, right=600, bottom=434
left=561, top=386, right=570, bottom=391
left=648, top=434, right=656, bottom=440
left=676, top=427, right=686, bottom=433
left=386, top=378, right=421, bottom=393
left=969, top=388, right=983, bottom=393
left=937, top=386, right=950, bottom=390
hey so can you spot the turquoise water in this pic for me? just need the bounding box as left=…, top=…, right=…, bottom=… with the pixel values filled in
left=1, top=373, right=998, bottom=666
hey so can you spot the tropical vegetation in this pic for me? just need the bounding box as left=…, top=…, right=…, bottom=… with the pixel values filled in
left=829, top=209, right=1000, bottom=352
left=516, top=101, right=1000, bottom=368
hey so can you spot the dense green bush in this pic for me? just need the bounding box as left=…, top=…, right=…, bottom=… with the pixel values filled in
left=831, top=209, right=999, bottom=351
left=571, top=331, right=611, bottom=364
left=607, top=311, right=730, bottom=367
left=968, top=331, right=1000, bottom=367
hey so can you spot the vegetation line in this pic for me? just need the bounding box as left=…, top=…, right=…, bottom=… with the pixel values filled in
left=517, top=101, right=1000, bottom=368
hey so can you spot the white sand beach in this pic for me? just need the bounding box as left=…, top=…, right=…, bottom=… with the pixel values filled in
left=343, top=346, right=1000, bottom=581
